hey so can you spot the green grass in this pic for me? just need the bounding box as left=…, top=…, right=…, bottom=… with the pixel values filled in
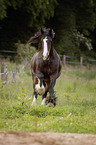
left=0, top=64, right=96, bottom=134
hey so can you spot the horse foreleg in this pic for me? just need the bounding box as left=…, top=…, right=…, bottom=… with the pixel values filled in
left=49, top=77, right=56, bottom=95
left=49, top=71, right=59, bottom=94
left=41, top=91, right=48, bottom=105
left=32, top=83, right=37, bottom=106
left=48, top=75, right=58, bottom=106
left=32, top=93, right=37, bottom=106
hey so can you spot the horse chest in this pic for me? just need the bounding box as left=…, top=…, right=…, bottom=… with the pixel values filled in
left=40, top=61, right=57, bottom=76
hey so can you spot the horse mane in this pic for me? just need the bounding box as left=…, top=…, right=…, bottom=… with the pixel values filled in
left=27, top=28, right=55, bottom=45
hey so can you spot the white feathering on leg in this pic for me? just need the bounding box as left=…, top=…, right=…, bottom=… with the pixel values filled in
left=35, top=78, right=45, bottom=95
left=41, top=98, right=46, bottom=105
left=32, top=95, right=36, bottom=106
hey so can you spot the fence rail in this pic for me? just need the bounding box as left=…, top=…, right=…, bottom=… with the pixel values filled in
left=88, top=59, right=96, bottom=62
left=0, top=54, right=96, bottom=85
left=0, top=50, right=96, bottom=66
left=61, top=55, right=96, bottom=66
left=0, top=50, right=17, bottom=53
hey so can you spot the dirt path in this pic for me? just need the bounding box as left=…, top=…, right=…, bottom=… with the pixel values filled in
left=0, top=131, right=96, bottom=145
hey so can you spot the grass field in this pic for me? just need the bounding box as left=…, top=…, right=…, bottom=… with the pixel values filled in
left=0, top=62, right=96, bottom=134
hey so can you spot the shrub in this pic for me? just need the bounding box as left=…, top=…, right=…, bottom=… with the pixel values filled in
left=16, top=41, right=36, bottom=63
left=73, top=29, right=93, bottom=50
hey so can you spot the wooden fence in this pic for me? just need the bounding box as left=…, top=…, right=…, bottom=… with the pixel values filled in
left=0, top=50, right=96, bottom=66
left=0, top=53, right=96, bottom=84
left=0, top=50, right=17, bottom=59
left=61, top=55, right=96, bottom=66
left=0, top=49, right=96, bottom=66
left=0, top=62, right=8, bottom=84
left=0, top=62, right=20, bottom=85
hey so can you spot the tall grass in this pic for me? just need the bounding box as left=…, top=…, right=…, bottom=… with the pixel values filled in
left=0, top=64, right=96, bottom=134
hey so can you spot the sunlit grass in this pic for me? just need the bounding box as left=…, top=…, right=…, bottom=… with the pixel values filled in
left=0, top=65, right=96, bottom=134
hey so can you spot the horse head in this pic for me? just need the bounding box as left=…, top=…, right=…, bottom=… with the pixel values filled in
left=27, top=28, right=55, bottom=61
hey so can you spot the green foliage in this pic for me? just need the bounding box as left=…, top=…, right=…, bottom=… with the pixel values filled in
left=0, top=0, right=23, bottom=20
left=0, top=0, right=57, bottom=22
left=4, top=0, right=56, bottom=27
left=24, top=0, right=57, bottom=28
left=16, top=42, right=36, bottom=62
left=0, top=0, right=7, bottom=20
left=52, top=0, right=96, bottom=58
left=0, top=0, right=96, bottom=60
left=76, top=0, right=96, bottom=34
left=0, top=0, right=57, bottom=51
left=73, top=29, right=93, bottom=50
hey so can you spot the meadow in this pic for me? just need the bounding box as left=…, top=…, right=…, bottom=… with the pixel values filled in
left=0, top=62, right=96, bottom=134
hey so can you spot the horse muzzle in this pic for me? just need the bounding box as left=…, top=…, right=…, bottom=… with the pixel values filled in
left=43, top=55, right=49, bottom=61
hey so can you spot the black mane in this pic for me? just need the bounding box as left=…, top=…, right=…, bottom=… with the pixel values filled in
left=27, top=28, right=55, bottom=44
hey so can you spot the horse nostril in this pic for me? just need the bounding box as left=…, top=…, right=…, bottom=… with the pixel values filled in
left=43, top=56, right=47, bottom=60
left=43, top=53, right=49, bottom=60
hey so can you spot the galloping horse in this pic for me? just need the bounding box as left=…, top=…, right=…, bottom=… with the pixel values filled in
left=27, top=28, right=62, bottom=106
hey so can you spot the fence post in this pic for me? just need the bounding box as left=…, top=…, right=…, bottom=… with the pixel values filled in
left=16, top=67, right=20, bottom=73
left=1, top=62, right=4, bottom=83
left=1, top=62, right=8, bottom=84
left=63, top=55, right=66, bottom=65
left=12, top=69, right=16, bottom=82
left=4, top=64, right=8, bottom=84
left=80, top=56, right=83, bottom=66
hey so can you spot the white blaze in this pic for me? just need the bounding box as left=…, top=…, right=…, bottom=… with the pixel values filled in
left=43, top=37, right=48, bottom=60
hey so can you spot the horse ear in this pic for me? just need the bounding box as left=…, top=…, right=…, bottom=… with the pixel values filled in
left=49, top=29, right=55, bottom=38
left=27, top=36, right=38, bottom=44
left=27, top=29, right=43, bottom=44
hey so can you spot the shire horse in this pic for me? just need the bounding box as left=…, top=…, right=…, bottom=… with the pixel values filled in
left=27, top=28, right=62, bottom=106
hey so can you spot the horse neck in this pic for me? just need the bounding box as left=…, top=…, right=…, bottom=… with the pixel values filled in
left=38, top=41, right=42, bottom=51
left=50, top=41, right=55, bottom=58
left=37, top=42, right=43, bottom=60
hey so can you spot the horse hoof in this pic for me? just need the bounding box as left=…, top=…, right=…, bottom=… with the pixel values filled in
left=46, top=95, right=57, bottom=106
left=47, top=103, right=54, bottom=107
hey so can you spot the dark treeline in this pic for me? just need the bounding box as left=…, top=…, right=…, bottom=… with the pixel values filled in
left=0, top=0, right=96, bottom=59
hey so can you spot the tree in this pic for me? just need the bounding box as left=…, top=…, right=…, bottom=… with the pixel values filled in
left=0, top=0, right=57, bottom=50
left=48, top=0, right=96, bottom=58
left=0, top=0, right=96, bottom=59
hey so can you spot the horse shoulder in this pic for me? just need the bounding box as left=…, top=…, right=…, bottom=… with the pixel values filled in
left=31, top=52, right=39, bottom=74
left=52, top=49, right=62, bottom=76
